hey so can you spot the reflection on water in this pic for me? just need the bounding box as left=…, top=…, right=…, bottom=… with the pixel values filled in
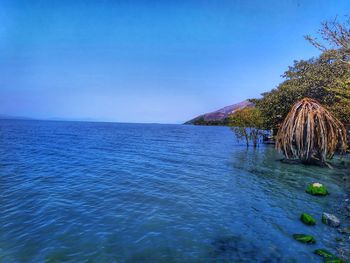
left=0, top=120, right=348, bottom=262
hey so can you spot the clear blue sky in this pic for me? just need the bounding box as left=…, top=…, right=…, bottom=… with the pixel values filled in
left=0, top=0, right=349, bottom=123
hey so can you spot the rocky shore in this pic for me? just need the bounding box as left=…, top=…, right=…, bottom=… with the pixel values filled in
left=295, top=182, right=350, bottom=262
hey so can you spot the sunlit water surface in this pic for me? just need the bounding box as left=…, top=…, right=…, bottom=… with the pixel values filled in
left=0, top=120, right=349, bottom=262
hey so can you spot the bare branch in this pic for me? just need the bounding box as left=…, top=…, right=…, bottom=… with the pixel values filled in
left=276, top=98, right=347, bottom=164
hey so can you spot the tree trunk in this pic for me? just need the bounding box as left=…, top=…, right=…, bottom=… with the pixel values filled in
left=244, top=129, right=249, bottom=147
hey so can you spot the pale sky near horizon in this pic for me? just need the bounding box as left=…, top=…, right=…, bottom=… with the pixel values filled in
left=0, top=0, right=349, bottom=123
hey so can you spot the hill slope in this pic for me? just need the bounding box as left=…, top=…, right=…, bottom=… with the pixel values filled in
left=185, top=100, right=254, bottom=125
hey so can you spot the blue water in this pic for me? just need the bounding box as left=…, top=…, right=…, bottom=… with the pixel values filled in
left=0, top=120, right=349, bottom=262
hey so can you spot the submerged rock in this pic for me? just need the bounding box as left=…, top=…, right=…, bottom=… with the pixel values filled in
left=322, top=213, right=341, bottom=227
left=314, top=249, right=334, bottom=258
left=210, top=235, right=283, bottom=262
left=300, top=213, right=316, bottom=225
left=306, top=183, right=328, bottom=196
left=335, top=237, right=344, bottom=242
left=337, top=227, right=350, bottom=234
left=346, top=205, right=350, bottom=212
left=293, top=234, right=316, bottom=244
left=324, top=257, right=345, bottom=263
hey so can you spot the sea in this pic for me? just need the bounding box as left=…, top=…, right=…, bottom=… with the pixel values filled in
left=0, top=119, right=349, bottom=262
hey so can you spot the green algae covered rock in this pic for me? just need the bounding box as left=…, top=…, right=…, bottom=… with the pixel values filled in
left=300, top=213, right=316, bottom=225
left=324, top=257, right=345, bottom=263
left=306, top=183, right=328, bottom=196
left=293, top=234, right=316, bottom=244
left=314, top=249, right=334, bottom=258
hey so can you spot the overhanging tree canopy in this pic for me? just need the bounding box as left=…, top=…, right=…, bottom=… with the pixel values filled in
left=253, top=17, right=350, bottom=130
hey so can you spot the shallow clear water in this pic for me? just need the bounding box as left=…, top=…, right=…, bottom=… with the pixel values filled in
left=0, top=120, right=348, bottom=262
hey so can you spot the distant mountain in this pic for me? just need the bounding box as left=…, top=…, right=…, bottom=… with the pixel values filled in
left=0, top=114, right=33, bottom=120
left=185, top=100, right=254, bottom=125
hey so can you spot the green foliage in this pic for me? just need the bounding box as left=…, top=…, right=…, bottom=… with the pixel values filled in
left=228, top=107, right=263, bottom=128
left=227, top=107, right=264, bottom=147
left=253, top=17, right=350, bottom=130
left=186, top=116, right=228, bottom=126
left=254, top=54, right=350, bottom=129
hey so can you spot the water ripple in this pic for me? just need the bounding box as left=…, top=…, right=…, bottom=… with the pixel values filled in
left=0, top=120, right=348, bottom=262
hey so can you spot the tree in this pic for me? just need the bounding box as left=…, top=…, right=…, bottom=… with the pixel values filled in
left=305, top=16, right=350, bottom=64
left=276, top=98, right=347, bottom=165
left=227, top=107, right=264, bottom=147
left=253, top=17, right=350, bottom=131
